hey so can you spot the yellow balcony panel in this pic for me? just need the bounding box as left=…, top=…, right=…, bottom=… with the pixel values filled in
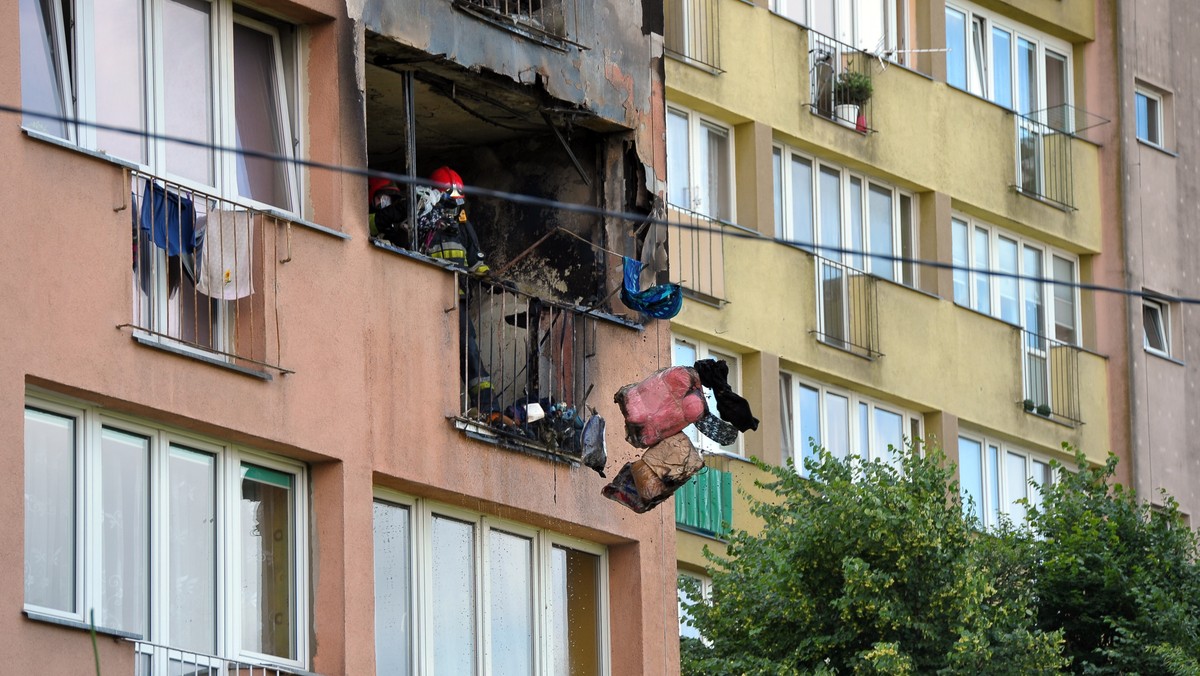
left=676, top=456, right=773, bottom=570
left=970, top=0, right=1095, bottom=43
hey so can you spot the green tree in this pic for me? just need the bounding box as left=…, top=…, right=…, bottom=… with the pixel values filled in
left=1018, top=447, right=1200, bottom=675
left=680, top=443, right=1065, bottom=675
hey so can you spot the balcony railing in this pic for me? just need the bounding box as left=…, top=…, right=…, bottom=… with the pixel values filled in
left=666, top=203, right=726, bottom=301
left=675, top=466, right=732, bottom=537
left=664, top=0, right=722, bottom=70
left=453, top=0, right=581, bottom=45
left=1013, top=104, right=1107, bottom=210
left=458, top=274, right=597, bottom=458
left=132, top=640, right=311, bottom=676
left=814, top=256, right=880, bottom=359
left=809, top=30, right=873, bottom=133
left=125, top=170, right=291, bottom=374
left=1020, top=328, right=1082, bottom=426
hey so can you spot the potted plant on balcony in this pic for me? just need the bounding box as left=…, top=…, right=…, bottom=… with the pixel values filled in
left=833, top=70, right=872, bottom=132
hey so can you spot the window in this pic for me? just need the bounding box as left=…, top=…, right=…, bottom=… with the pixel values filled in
left=673, top=337, right=743, bottom=455
left=373, top=494, right=608, bottom=675
left=1136, top=88, right=1164, bottom=147
left=951, top=215, right=1079, bottom=345
left=664, top=0, right=721, bottom=69
left=667, top=106, right=733, bottom=221
left=945, top=2, right=1073, bottom=120
left=779, top=372, right=921, bottom=473
left=958, top=434, right=1054, bottom=529
left=773, top=0, right=908, bottom=61
left=1143, top=297, right=1171, bottom=357
left=772, top=144, right=917, bottom=284
left=23, top=397, right=308, bottom=670
left=677, top=571, right=711, bottom=640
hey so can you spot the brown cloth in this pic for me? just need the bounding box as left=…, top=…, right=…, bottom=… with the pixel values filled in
left=602, top=433, right=705, bottom=513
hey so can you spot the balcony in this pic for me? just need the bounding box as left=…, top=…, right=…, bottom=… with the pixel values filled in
left=808, top=30, right=874, bottom=133
left=814, top=256, right=880, bottom=359
left=1014, top=104, right=1109, bottom=211
left=455, top=274, right=600, bottom=459
left=666, top=203, right=726, bottom=302
left=452, top=0, right=583, bottom=48
left=133, top=640, right=312, bottom=675
left=124, top=170, right=291, bottom=375
left=1020, top=328, right=1082, bottom=427
left=675, top=466, right=732, bottom=538
left=664, top=0, right=722, bottom=71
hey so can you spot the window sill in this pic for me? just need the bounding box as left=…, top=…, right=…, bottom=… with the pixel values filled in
left=1145, top=348, right=1184, bottom=366
left=1136, top=138, right=1178, bottom=158
left=665, top=51, right=724, bottom=75
left=21, top=127, right=349, bottom=241
left=454, top=417, right=585, bottom=466
left=676, top=523, right=730, bottom=542
left=24, top=609, right=142, bottom=641
left=1011, top=186, right=1076, bottom=213
left=130, top=332, right=275, bottom=380
left=812, top=334, right=881, bottom=361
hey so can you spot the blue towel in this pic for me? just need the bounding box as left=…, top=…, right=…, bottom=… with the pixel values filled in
left=140, top=181, right=199, bottom=257
left=621, top=257, right=683, bottom=319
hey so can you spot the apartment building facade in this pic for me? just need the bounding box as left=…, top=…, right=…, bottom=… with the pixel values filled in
left=666, top=0, right=1123, bottom=602
left=6, top=0, right=683, bottom=672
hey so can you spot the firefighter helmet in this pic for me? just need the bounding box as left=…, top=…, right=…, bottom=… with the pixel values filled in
left=430, top=166, right=465, bottom=199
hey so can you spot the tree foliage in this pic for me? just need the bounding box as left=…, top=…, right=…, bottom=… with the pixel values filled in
left=680, top=443, right=1200, bottom=675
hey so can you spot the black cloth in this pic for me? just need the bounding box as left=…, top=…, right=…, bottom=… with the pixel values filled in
left=693, top=358, right=760, bottom=433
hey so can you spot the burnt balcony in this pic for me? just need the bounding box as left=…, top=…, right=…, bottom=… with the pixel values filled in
left=452, top=0, right=583, bottom=48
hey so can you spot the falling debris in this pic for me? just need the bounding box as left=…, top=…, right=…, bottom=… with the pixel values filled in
left=613, top=365, right=708, bottom=447
left=602, top=433, right=704, bottom=513
left=580, top=414, right=608, bottom=477
left=694, top=358, right=760, bottom=432
left=620, top=256, right=683, bottom=319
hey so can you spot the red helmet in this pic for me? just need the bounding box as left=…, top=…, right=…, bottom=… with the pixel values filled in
left=369, top=177, right=402, bottom=208
left=430, top=166, right=465, bottom=198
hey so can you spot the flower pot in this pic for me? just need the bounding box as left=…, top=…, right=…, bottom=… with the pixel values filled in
left=834, top=104, right=859, bottom=129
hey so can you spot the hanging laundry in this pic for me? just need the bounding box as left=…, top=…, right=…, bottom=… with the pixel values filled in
left=602, top=433, right=704, bottom=513
left=140, top=181, right=198, bottom=257
left=620, top=256, right=683, bottom=319
left=694, top=358, right=761, bottom=432
left=694, top=412, right=738, bottom=446
left=580, top=414, right=608, bottom=477
left=614, top=366, right=708, bottom=448
left=197, top=209, right=255, bottom=300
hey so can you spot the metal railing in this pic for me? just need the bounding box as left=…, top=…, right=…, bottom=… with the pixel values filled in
left=127, top=170, right=290, bottom=373
left=675, top=466, right=732, bottom=537
left=131, top=640, right=311, bottom=676
left=666, top=203, right=726, bottom=301
left=458, top=274, right=597, bottom=456
left=664, top=0, right=721, bottom=70
left=809, top=30, right=873, bottom=132
left=814, top=256, right=880, bottom=359
left=453, top=0, right=579, bottom=43
left=1013, top=104, right=1106, bottom=210
left=1020, top=328, right=1082, bottom=426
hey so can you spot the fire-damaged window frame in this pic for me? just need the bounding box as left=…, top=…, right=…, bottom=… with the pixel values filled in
left=372, top=490, right=612, bottom=675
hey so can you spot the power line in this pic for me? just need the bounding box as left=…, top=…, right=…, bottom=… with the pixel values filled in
left=5, top=102, right=1190, bottom=306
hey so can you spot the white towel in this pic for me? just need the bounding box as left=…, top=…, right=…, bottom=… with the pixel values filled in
left=197, top=209, right=254, bottom=300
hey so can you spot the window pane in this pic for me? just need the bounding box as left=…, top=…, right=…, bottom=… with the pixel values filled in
left=1017, top=37, right=1038, bottom=115
left=958, top=437, right=984, bottom=523
left=164, top=0, right=214, bottom=186
left=799, top=385, right=822, bottom=471
left=825, top=393, right=849, bottom=460
left=945, top=8, right=967, bottom=89
left=1144, top=302, right=1168, bottom=353
left=1005, top=452, right=1028, bottom=523
left=698, top=123, right=731, bottom=220
left=790, top=155, right=815, bottom=249
left=24, top=408, right=76, bottom=613
left=772, top=147, right=784, bottom=239
left=991, top=27, right=1012, bottom=108
left=1023, top=246, right=1045, bottom=339
left=489, top=530, right=534, bottom=676
left=1146, top=96, right=1161, bottom=144
left=1135, top=93, right=1151, bottom=142
left=779, top=373, right=794, bottom=465
left=99, top=427, right=150, bottom=635
left=94, top=0, right=147, bottom=163
left=951, top=218, right=969, bottom=305
left=432, top=516, right=476, bottom=674
left=1052, top=256, right=1076, bottom=344
left=552, top=547, right=601, bottom=676
left=676, top=573, right=703, bottom=641
left=19, top=0, right=69, bottom=137
left=969, top=16, right=986, bottom=95
left=234, top=22, right=292, bottom=210
left=812, top=0, right=835, bottom=36
left=169, top=446, right=217, bottom=654
left=873, top=408, right=903, bottom=463
left=848, top=177, right=864, bottom=270
left=857, top=402, right=869, bottom=460
left=987, top=445, right=1001, bottom=528
left=374, top=501, right=412, bottom=676
left=997, top=237, right=1020, bottom=324
left=1030, top=460, right=1051, bottom=512
left=899, top=194, right=915, bottom=287
left=667, top=110, right=691, bottom=209
left=868, top=184, right=894, bottom=281
left=241, top=464, right=295, bottom=660
left=858, top=0, right=886, bottom=52
left=774, top=0, right=806, bottom=26
left=972, top=227, right=991, bottom=314
left=819, top=167, right=842, bottom=254
left=1044, top=50, right=1068, bottom=128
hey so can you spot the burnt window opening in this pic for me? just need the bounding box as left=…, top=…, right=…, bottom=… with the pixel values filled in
left=451, top=0, right=580, bottom=48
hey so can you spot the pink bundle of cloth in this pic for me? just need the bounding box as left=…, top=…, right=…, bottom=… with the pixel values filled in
left=613, top=366, right=708, bottom=447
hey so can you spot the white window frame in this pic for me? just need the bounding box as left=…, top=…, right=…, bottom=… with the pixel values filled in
left=945, top=1, right=1074, bottom=121
left=1135, top=87, right=1164, bottom=148
left=672, top=335, right=745, bottom=456
left=773, top=142, right=917, bottom=284
left=957, top=432, right=1056, bottom=530
left=771, top=0, right=907, bottom=60
left=779, top=371, right=922, bottom=474
left=666, top=104, right=735, bottom=221
left=372, top=490, right=612, bottom=676
left=677, top=569, right=712, bottom=640
left=1143, top=297, right=1171, bottom=358
left=23, top=393, right=310, bottom=670
left=951, top=214, right=1081, bottom=346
